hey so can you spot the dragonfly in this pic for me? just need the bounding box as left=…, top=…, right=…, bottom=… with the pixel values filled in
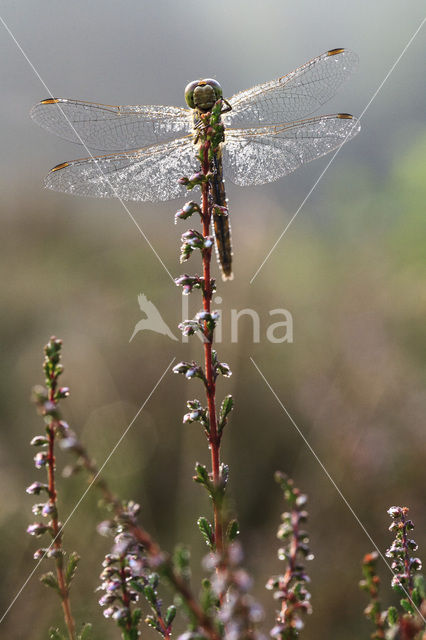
left=31, top=48, right=360, bottom=280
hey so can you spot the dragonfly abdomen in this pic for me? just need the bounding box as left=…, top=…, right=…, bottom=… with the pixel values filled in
left=212, top=149, right=233, bottom=280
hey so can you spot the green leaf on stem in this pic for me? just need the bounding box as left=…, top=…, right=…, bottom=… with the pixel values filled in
left=413, top=574, right=425, bottom=598
left=387, top=606, right=398, bottom=625
left=65, top=551, right=80, bottom=587
left=193, top=463, right=213, bottom=493
left=131, top=609, right=142, bottom=627
left=411, top=587, right=422, bottom=607
left=40, top=571, right=60, bottom=594
left=173, top=544, right=192, bottom=585
left=49, top=628, right=67, bottom=640
left=226, top=519, right=240, bottom=542
left=165, top=604, right=177, bottom=627
left=77, top=623, right=93, bottom=640
left=197, top=517, right=214, bottom=549
left=218, top=395, right=234, bottom=433
left=220, top=463, right=229, bottom=489
left=200, top=578, right=218, bottom=615
left=143, top=584, right=158, bottom=608
left=400, top=598, right=414, bottom=614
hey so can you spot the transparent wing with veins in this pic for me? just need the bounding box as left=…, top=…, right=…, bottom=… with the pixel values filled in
left=223, top=113, right=360, bottom=186
left=35, top=47, right=360, bottom=201
left=225, top=48, right=358, bottom=128
left=30, top=99, right=193, bottom=151
left=45, top=136, right=198, bottom=201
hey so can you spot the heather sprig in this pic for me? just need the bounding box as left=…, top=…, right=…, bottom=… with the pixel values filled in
left=97, top=505, right=176, bottom=639
left=59, top=420, right=220, bottom=640
left=60, top=433, right=220, bottom=640
left=266, top=473, right=313, bottom=640
left=359, top=551, right=386, bottom=639
left=386, top=507, right=422, bottom=607
left=174, top=99, right=235, bottom=568
left=30, top=339, right=220, bottom=640
left=360, top=507, right=425, bottom=640
left=203, top=542, right=264, bottom=640
left=27, top=337, right=79, bottom=640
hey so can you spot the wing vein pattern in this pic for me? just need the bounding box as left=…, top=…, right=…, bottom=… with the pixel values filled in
left=225, top=49, right=358, bottom=128
left=46, top=137, right=198, bottom=202
left=31, top=99, right=192, bottom=151
left=223, top=114, right=360, bottom=186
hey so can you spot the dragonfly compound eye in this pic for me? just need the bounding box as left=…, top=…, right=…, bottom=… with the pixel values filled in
left=185, top=78, right=223, bottom=111
left=184, top=80, right=199, bottom=109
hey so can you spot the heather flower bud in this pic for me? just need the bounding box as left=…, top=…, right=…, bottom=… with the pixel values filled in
left=175, top=200, right=201, bottom=223
left=173, top=362, right=190, bottom=374
left=27, top=522, right=49, bottom=537
left=99, top=593, right=117, bottom=607
left=188, top=171, right=205, bottom=184
left=42, top=502, right=56, bottom=517
left=113, top=607, right=130, bottom=621
left=106, top=579, right=122, bottom=593
left=43, top=401, right=59, bottom=419
left=31, top=385, right=49, bottom=404
left=56, top=387, right=70, bottom=399
left=34, top=452, right=49, bottom=469
left=32, top=503, right=44, bottom=515
left=102, top=554, right=120, bottom=567
left=216, top=361, right=232, bottom=377
left=56, top=420, right=70, bottom=437
left=30, top=435, right=48, bottom=447
left=213, top=204, right=228, bottom=217
left=97, top=520, right=116, bottom=537
left=26, top=481, right=49, bottom=495
left=59, top=436, right=80, bottom=452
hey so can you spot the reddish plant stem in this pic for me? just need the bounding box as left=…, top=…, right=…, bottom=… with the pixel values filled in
left=200, top=136, right=223, bottom=558
left=157, top=610, right=172, bottom=640
left=119, top=557, right=133, bottom=633
left=127, top=520, right=218, bottom=637
left=47, top=381, right=76, bottom=640
left=400, top=508, right=413, bottom=595
left=279, top=509, right=299, bottom=624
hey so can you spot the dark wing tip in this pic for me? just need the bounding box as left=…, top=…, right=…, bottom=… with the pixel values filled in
left=327, top=48, right=345, bottom=56
left=40, top=98, right=63, bottom=104
left=50, top=161, right=69, bottom=173
left=337, top=113, right=353, bottom=119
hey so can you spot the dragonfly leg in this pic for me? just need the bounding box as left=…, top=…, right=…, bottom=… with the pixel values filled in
left=220, top=98, right=232, bottom=114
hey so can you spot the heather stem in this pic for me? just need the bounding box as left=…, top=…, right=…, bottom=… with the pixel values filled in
left=200, top=136, right=224, bottom=559
left=118, top=556, right=133, bottom=634
left=278, top=510, right=299, bottom=622
left=47, top=381, right=76, bottom=640
left=400, top=508, right=414, bottom=596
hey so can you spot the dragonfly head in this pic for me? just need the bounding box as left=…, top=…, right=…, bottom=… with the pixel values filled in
left=185, top=78, right=223, bottom=112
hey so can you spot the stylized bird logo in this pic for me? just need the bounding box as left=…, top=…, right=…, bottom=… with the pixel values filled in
left=129, top=294, right=178, bottom=342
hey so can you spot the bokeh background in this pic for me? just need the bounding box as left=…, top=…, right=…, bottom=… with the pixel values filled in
left=1, top=1, right=425, bottom=638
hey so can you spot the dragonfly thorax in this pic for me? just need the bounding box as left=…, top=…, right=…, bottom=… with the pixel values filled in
left=184, top=78, right=223, bottom=112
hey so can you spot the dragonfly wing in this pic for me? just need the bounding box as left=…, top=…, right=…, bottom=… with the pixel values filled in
left=223, top=114, right=360, bottom=186
left=31, top=99, right=192, bottom=151
left=225, top=49, right=358, bottom=128
left=45, top=137, right=198, bottom=202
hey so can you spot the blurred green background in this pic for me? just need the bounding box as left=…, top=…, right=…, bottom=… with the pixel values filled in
left=1, top=1, right=425, bottom=638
